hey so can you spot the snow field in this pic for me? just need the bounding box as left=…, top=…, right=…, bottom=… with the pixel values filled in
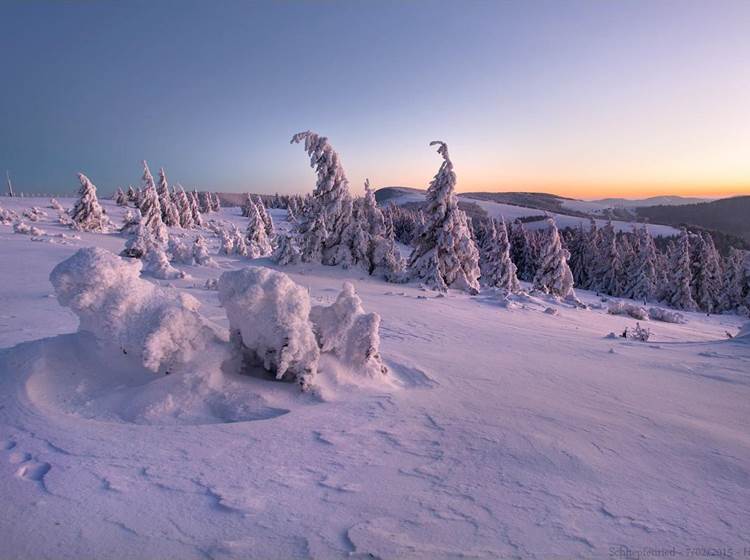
left=0, top=195, right=748, bottom=558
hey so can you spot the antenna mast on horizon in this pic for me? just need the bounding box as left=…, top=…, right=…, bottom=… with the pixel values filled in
left=6, top=171, right=14, bottom=197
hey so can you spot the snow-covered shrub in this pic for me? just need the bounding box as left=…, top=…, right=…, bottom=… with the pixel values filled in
left=218, top=267, right=320, bottom=389
left=629, top=322, right=651, bottom=342
left=120, top=208, right=141, bottom=235
left=143, top=244, right=185, bottom=280
left=648, top=307, right=686, bottom=324
left=121, top=223, right=154, bottom=259
left=13, top=221, right=31, bottom=234
left=273, top=232, right=302, bottom=265
left=49, top=247, right=218, bottom=373
left=49, top=198, right=65, bottom=211
left=608, top=301, right=648, bottom=320
left=168, top=236, right=194, bottom=265
left=0, top=205, right=18, bottom=224
left=193, top=236, right=216, bottom=266
left=310, top=282, right=388, bottom=377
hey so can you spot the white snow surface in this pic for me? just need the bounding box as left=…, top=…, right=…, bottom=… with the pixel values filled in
left=1, top=196, right=749, bottom=559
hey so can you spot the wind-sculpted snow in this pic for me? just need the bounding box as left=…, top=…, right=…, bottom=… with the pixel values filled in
left=49, top=247, right=217, bottom=373
left=218, top=267, right=321, bottom=389
left=311, top=282, right=388, bottom=378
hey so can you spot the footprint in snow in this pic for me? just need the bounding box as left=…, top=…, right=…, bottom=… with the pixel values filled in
left=16, top=461, right=51, bottom=483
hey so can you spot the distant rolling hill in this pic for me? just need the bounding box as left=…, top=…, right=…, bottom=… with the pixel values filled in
left=592, top=195, right=712, bottom=208
left=636, top=196, right=750, bottom=243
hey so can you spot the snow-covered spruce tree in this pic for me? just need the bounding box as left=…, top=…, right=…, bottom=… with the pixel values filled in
left=623, top=226, right=658, bottom=302
left=532, top=218, right=575, bottom=298
left=218, top=227, right=234, bottom=255
left=407, top=141, right=480, bottom=294
left=137, top=173, right=168, bottom=244
left=591, top=221, right=622, bottom=296
left=290, top=130, right=351, bottom=226
left=241, top=193, right=255, bottom=217
left=665, top=229, right=697, bottom=311
left=198, top=191, right=212, bottom=213
left=69, top=173, right=110, bottom=232
left=692, top=232, right=723, bottom=313
left=273, top=232, right=302, bottom=265
left=192, top=235, right=215, bottom=266
left=567, top=221, right=598, bottom=290
left=255, top=196, right=274, bottom=236
left=245, top=200, right=273, bottom=258
left=126, top=185, right=138, bottom=203
left=720, top=247, right=747, bottom=311
left=175, top=185, right=195, bottom=229
left=211, top=192, right=221, bottom=212
left=121, top=222, right=154, bottom=259
left=300, top=214, right=328, bottom=263
left=189, top=191, right=203, bottom=226
left=286, top=204, right=297, bottom=224
left=508, top=219, right=530, bottom=281
left=156, top=168, right=180, bottom=227
left=120, top=207, right=141, bottom=235
left=114, top=187, right=128, bottom=206
left=481, top=219, right=521, bottom=293
left=290, top=131, right=359, bottom=265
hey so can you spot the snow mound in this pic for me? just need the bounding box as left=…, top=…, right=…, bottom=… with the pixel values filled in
left=648, top=307, right=686, bottom=324
left=608, top=301, right=648, bottom=320
left=50, top=247, right=218, bottom=374
left=218, top=267, right=320, bottom=389
left=310, top=282, right=388, bottom=378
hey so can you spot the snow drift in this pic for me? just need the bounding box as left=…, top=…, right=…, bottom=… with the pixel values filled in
left=50, top=247, right=219, bottom=374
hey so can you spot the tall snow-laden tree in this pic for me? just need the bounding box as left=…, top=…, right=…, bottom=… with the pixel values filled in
left=189, top=191, right=203, bottom=226
left=592, top=221, right=622, bottom=296
left=720, top=247, right=746, bottom=312
left=156, top=168, right=180, bottom=227
left=70, top=173, right=109, bottom=231
left=241, top=194, right=255, bottom=217
left=300, top=214, right=328, bottom=263
left=137, top=168, right=168, bottom=243
left=211, top=192, right=221, bottom=212
left=198, top=191, right=212, bottom=213
left=665, top=229, right=697, bottom=311
left=126, top=185, right=138, bottom=202
left=624, top=226, right=658, bottom=302
left=692, top=232, right=723, bottom=313
left=509, top=219, right=532, bottom=281
left=481, top=219, right=521, bottom=293
left=290, top=130, right=351, bottom=227
left=532, top=218, right=575, bottom=298
left=174, top=185, right=194, bottom=229
left=407, top=141, right=480, bottom=294
left=255, top=196, right=274, bottom=236
left=245, top=200, right=272, bottom=258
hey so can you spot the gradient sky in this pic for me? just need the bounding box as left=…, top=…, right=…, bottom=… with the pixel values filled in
left=2, top=0, right=749, bottom=198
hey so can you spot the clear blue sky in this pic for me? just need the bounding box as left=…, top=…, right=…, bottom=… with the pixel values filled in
left=2, top=0, right=749, bottom=197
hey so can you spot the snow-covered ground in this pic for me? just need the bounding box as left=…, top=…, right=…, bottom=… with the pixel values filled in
left=1, top=196, right=748, bottom=559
